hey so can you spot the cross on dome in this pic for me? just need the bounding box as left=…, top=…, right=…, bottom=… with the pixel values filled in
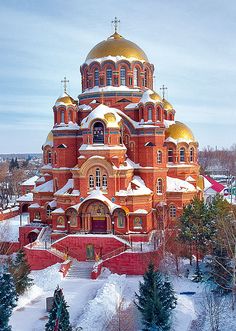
left=61, top=76, right=69, bottom=93
left=160, top=84, right=168, bottom=99
left=111, top=17, right=120, bottom=33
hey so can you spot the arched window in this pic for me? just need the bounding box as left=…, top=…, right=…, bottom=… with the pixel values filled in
left=148, top=107, right=152, bottom=121
left=169, top=205, right=176, bottom=218
left=157, top=178, right=163, bottom=194
left=61, top=110, right=65, bottom=123
left=133, top=68, right=138, bottom=86
left=168, top=148, right=173, bottom=162
left=89, top=175, right=94, bottom=189
left=47, top=151, right=52, bottom=164
left=157, top=150, right=162, bottom=164
left=102, top=175, right=107, bottom=189
left=106, top=68, right=112, bottom=86
left=180, top=147, right=185, bottom=162
left=120, top=67, right=126, bottom=86
left=93, top=122, right=104, bottom=143
left=96, top=168, right=101, bottom=187
left=68, top=110, right=72, bottom=122
left=144, top=69, right=148, bottom=87
left=156, top=108, right=160, bottom=121
left=190, top=147, right=194, bottom=162
left=94, top=69, right=99, bottom=86
left=84, top=71, right=89, bottom=89
left=46, top=205, right=52, bottom=217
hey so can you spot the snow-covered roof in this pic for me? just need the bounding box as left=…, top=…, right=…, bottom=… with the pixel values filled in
left=17, top=193, right=33, bottom=202
left=79, top=144, right=126, bottom=151
left=53, top=122, right=80, bottom=131
left=36, top=176, right=46, bottom=183
left=21, top=175, right=39, bottom=186
left=116, top=176, right=152, bottom=196
left=85, top=55, right=146, bottom=65
left=82, top=85, right=141, bottom=94
left=51, top=208, right=65, bottom=214
left=48, top=200, right=57, bottom=208
left=41, top=164, right=53, bottom=170
left=165, top=136, right=194, bottom=145
left=78, top=104, right=92, bottom=111
left=124, top=103, right=138, bottom=110
left=113, top=158, right=139, bottom=170
left=167, top=176, right=196, bottom=193
left=29, top=203, right=40, bottom=209
left=81, top=104, right=122, bottom=129
left=139, top=89, right=162, bottom=104
left=34, top=180, right=54, bottom=193
left=129, top=209, right=149, bottom=214
left=164, top=120, right=176, bottom=128
left=55, top=179, right=74, bottom=195
left=186, top=176, right=195, bottom=182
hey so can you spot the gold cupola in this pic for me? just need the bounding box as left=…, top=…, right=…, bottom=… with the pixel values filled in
left=55, top=92, right=77, bottom=106
left=163, top=98, right=174, bottom=111
left=165, top=121, right=196, bottom=142
left=86, top=32, right=149, bottom=62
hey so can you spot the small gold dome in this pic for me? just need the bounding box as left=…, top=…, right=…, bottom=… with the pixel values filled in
left=165, top=121, right=195, bottom=142
left=86, top=32, right=149, bottom=62
left=163, top=98, right=174, bottom=111
left=150, top=91, right=162, bottom=102
left=56, top=92, right=77, bottom=105
left=43, top=131, right=53, bottom=147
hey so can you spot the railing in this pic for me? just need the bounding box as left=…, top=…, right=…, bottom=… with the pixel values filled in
left=101, top=245, right=127, bottom=261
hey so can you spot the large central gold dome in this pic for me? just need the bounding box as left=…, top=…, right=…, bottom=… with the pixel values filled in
left=86, top=32, right=149, bottom=62
left=165, top=121, right=195, bottom=142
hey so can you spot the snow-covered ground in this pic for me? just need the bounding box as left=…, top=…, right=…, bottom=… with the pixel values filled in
left=0, top=213, right=28, bottom=242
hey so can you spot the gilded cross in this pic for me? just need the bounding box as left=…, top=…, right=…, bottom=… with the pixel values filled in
left=160, top=84, right=168, bottom=99
left=111, top=17, right=120, bottom=33
left=61, top=76, right=69, bottom=93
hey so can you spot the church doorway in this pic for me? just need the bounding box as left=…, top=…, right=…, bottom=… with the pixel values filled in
left=91, top=216, right=107, bottom=233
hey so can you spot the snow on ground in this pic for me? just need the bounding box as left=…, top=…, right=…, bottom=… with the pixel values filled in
left=0, top=213, right=28, bottom=242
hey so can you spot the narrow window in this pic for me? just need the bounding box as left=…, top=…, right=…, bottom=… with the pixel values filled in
left=48, top=151, right=52, bottom=164
left=94, top=69, right=99, bottom=86
left=148, top=107, right=152, bottom=121
left=157, top=179, right=163, bottom=194
left=168, top=148, right=173, bottom=162
left=157, top=150, right=162, bottom=164
left=133, top=68, right=138, bottom=86
left=180, top=147, right=185, bottom=162
left=190, top=147, right=194, bottom=162
left=96, top=168, right=101, bottom=188
left=156, top=108, right=160, bottom=121
left=106, top=68, right=112, bottom=86
left=102, top=175, right=107, bottom=189
left=89, top=175, right=94, bottom=189
left=120, top=67, right=126, bottom=85
left=169, top=205, right=176, bottom=218
left=46, top=205, right=52, bottom=217
left=93, top=122, right=104, bottom=144
left=144, top=69, right=148, bottom=87
left=61, top=110, right=65, bottom=123
left=68, top=110, right=72, bottom=122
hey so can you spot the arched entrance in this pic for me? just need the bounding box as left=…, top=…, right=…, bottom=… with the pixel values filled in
left=27, top=229, right=39, bottom=243
left=22, top=203, right=29, bottom=213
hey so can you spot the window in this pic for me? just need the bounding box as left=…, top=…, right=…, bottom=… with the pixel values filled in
left=120, top=67, right=126, bottom=85
left=156, top=108, right=160, bottom=121
left=133, top=68, right=138, bottom=86
left=144, top=69, right=148, bottom=87
left=169, top=205, right=176, bottom=218
left=35, top=212, right=40, bottom=220
left=130, top=142, right=135, bottom=151
left=61, top=111, right=65, bottom=123
left=148, top=107, right=152, bottom=121
left=106, top=68, right=112, bottom=86
left=57, top=216, right=65, bottom=227
left=48, top=151, right=52, bottom=164
left=117, top=212, right=125, bottom=228
left=102, top=175, right=107, bottom=189
left=157, top=150, right=162, bottom=164
left=89, top=175, right=94, bottom=189
left=190, top=147, right=194, bottom=162
left=94, top=69, right=99, bottom=86
left=157, top=178, right=163, bottom=194
left=180, top=147, right=185, bottom=162
left=96, top=168, right=101, bottom=188
left=93, top=122, right=104, bottom=143
left=46, top=205, right=52, bottom=217
left=134, top=217, right=142, bottom=229
left=168, top=148, right=174, bottom=162
left=54, top=152, right=57, bottom=164
left=68, top=110, right=72, bottom=122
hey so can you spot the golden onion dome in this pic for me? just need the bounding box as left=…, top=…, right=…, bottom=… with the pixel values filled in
left=43, top=131, right=53, bottom=147
left=56, top=92, right=77, bottom=106
left=150, top=91, right=162, bottom=102
left=165, top=121, right=195, bottom=142
left=162, top=98, right=174, bottom=111
left=86, top=32, right=149, bottom=62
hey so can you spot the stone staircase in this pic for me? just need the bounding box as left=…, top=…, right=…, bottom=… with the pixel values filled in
left=66, top=260, right=95, bottom=279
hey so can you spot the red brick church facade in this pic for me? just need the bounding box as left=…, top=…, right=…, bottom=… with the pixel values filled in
left=19, top=26, right=200, bottom=273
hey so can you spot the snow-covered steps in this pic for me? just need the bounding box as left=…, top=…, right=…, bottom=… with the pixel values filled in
left=66, top=261, right=95, bottom=279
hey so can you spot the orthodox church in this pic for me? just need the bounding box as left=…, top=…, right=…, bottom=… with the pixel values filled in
left=19, top=20, right=200, bottom=274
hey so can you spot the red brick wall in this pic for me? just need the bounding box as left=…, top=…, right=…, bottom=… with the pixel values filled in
left=24, top=247, right=64, bottom=270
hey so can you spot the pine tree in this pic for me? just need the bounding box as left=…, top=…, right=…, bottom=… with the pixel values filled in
left=0, top=269, right=18, bottom=331
left=135, top=263, right=176, bottom=331
left=45, top=286, right=72, bottom=331
left=9, top=249, right=33, bottom=295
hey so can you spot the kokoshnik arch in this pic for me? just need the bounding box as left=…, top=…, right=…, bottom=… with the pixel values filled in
left=18, top=20, right=202, bottom=273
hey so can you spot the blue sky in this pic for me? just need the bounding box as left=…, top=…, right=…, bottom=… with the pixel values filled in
left=0, top=0, right=235, bottom=153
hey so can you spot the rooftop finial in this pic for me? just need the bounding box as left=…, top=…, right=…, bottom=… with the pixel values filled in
left=111, top=17, right=120, bottom=33
left=61, top=76, right=69, bottom=93
left=160, top=84, right=168, bottom=99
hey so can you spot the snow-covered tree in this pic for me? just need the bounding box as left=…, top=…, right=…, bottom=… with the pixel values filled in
left=45, top=286, right=72, bottom=331
left=0, top=269, right=18, bottom=331
left=135, top=262, right=176, bottom=331
left=9, top=249, right=33, bottom=295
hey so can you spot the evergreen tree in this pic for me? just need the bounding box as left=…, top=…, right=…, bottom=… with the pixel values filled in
left=135, top=263, right=176, bottom=331
left=9, top=249, right=33, bottom=295
left=0, top=269, right=18, bottom=331
left=45, top=286, right=72, bottom=331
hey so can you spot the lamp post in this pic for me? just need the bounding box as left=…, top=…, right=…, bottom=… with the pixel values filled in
left=112, top=219, right=115, bottom=235
left=67, top=220, right=70, bottom=234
